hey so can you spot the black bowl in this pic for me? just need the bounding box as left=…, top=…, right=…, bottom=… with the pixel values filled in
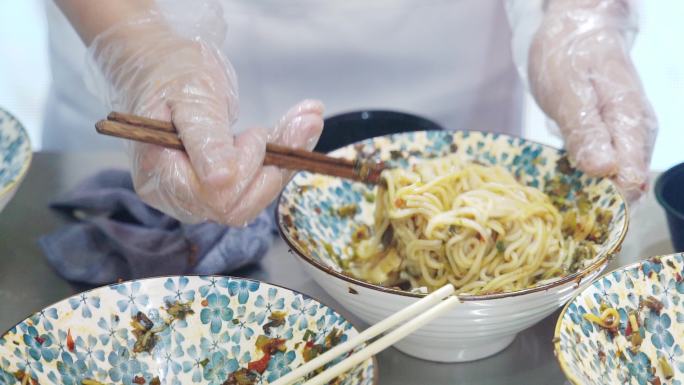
left=314, top=110, right=444, bottom=153
left=655, top=162, right=684, bottom=252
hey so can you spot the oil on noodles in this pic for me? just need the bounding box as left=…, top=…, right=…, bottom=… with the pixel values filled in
left=349, top=155, right=611, bottom=295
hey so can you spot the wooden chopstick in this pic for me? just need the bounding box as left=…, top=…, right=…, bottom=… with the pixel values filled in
left=107, top=112, right=358, bottom=168
left=95, top=112, right=385, bottom=184
left=270, top=284, right=460, bottom=385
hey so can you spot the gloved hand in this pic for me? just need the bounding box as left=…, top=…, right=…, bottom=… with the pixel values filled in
left=87, top=10, right=324, bottom=225
left=528, top=0, right=657, bottom=202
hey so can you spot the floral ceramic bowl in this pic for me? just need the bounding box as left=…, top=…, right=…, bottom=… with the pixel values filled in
left=0, top=276, right=377, bottom=385
left=0, top=107, right=31, bottom=214
left=555, top=253, right=684, bottom=385
left=277, top=130, right=628, bottom=362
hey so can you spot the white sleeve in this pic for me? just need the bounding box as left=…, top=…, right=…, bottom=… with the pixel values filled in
left=503, top=0, right=546, bottom=90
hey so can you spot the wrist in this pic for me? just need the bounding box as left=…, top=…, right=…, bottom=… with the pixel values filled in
left=55, top=0, right=157, bottom=45
left=542, top=0, right=637, bottom=36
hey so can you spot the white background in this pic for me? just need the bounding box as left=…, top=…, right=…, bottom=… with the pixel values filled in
left=1, top=1, right=682, bottom=171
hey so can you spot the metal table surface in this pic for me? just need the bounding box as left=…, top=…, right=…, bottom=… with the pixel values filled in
left=0, top=152, right=675, bottom=385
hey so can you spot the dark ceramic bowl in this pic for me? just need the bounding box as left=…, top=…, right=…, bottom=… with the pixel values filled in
left=314, top=110, right=443, bottom=153
left=655, top=162, right=684, bottom=252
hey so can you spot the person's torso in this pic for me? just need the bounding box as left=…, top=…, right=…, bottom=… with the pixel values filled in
left=43, top=0, right=522, bottom=151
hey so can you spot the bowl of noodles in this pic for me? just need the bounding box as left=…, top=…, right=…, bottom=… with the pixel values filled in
left=554, top=253, right=684, bottom=384
left=277, top=130, right=628, bottom=362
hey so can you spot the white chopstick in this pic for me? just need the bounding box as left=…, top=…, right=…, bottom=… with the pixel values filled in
left=303, top=295, right=460, bottom=385
left=271, top=283, right=457, bottom=385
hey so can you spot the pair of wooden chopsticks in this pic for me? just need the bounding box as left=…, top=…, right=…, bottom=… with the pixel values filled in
left=95, top=112, right=385, bottom=184
left=272, top=284, right=460, bottom=385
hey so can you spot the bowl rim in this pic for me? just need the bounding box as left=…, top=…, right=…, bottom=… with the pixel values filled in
left=552, top=253, right=682, bottom=385
left=0, top=274, right=380, bottom=385
left=324, top=109, right=445, bottom=126
left=0, top=107, right=32, bottom=199
left=276, top=129, right=630, bottom=302
left=655, top=162, right=684, bottom=221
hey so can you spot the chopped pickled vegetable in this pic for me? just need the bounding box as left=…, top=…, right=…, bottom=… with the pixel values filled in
left=302, top=328, right=344, bottom=364
left=641, top=296, right=664, bottom=314
left=323, top=242, right=335, bottom=256
left=14, top=371, right=31, bottom=385
left=132, top=312, right=158, bottom=353
left=82, top=380, right=106, bottom=385
left=303, top=329, right=316, bottom=342
left=556, top=156, right=574, bottom=175
left=363, top=191, right=376, bottom=203
left=351, top=225, right=371, bottom=243
left=255, top=336, right=286, bottom=355
left=138, top=311, right=154, bottom=328
left=561, top=211, right=577, bottom=236
left=335, top=204, right=358, bottom=218
left=247, top=353, right=271, bottom=374
left=569, top=242, right=593, bottom=271
left=576, top=194, right=591, bottom=215
left=325, top=328, right=343, bottom=349
left=67, top=329, right=75, bottom=352
left=598, top=350, right=606, bottom=364
left=223, top=368, right=258, bottom=385
left=629, top=313, right=643, bottom=352
left=133, top=329, right=157, bottom=354
left=303, top=340, right=322, bottom=363
left=296, top=185, right=312, bottom=194
left=165, top=301, right=194, bottom=320
left=262, top=311, right=287, bottom=335
left=659, top=356, right=674, bottom=379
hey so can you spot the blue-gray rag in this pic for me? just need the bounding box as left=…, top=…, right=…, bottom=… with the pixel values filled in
left=39, top=169, right=277, bottom=285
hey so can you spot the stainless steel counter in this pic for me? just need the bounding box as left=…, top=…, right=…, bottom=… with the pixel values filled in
left=0, top=152, right=674, bottom=384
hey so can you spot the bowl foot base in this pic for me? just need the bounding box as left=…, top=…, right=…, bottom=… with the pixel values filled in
left=393, top=333, right=517, bottom=363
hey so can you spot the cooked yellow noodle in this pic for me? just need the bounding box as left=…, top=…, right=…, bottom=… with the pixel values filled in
left=350, top=155, right=597, bottom=294
left=583, top=308, right=620, bottom=329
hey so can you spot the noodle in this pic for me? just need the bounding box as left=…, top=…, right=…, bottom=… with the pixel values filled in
left=349, top=155, right=604, bottom=295
left=583, top=308, right=620, bottom=330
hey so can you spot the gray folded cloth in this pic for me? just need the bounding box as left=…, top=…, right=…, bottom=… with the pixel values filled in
left=39, top=169, right=276, bottom=284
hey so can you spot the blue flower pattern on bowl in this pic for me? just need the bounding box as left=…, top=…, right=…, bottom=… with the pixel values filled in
left=627, top=352, right=654, bottom=385
left=200, top=293, right=234, bottom=334
left=646, top=312, right=675, bottom=350
left=226, top=306, right=256, bottom=343
left=67, top=293, right=101, bottom=319
left=556, top=253, right=684, bottom=384
left=111, top=281, right=148, bottom=317
left=267, top=351, right=297, bottom=382
left=278, top=130, right=627, bottom=293
left=0, top=277, right=376, bottom=385
left=56, top=352, right=91, bottom=385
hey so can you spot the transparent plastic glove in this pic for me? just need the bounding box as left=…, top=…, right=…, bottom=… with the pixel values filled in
left=87, top=11, right=324, bottom=225
left=528, top=0, right=657, bottom=202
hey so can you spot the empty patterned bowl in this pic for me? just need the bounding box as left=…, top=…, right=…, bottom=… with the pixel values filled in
left=555, top=253, right=684, bottom=385
left=0, top=276, right=377, bottom=385
left=277, top=130, right=628, bottom=362
left=0, top=107, right=31, bottom=214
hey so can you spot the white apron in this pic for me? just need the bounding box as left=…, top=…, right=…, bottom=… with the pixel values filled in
left=42, top=0, right=522, bottom=151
